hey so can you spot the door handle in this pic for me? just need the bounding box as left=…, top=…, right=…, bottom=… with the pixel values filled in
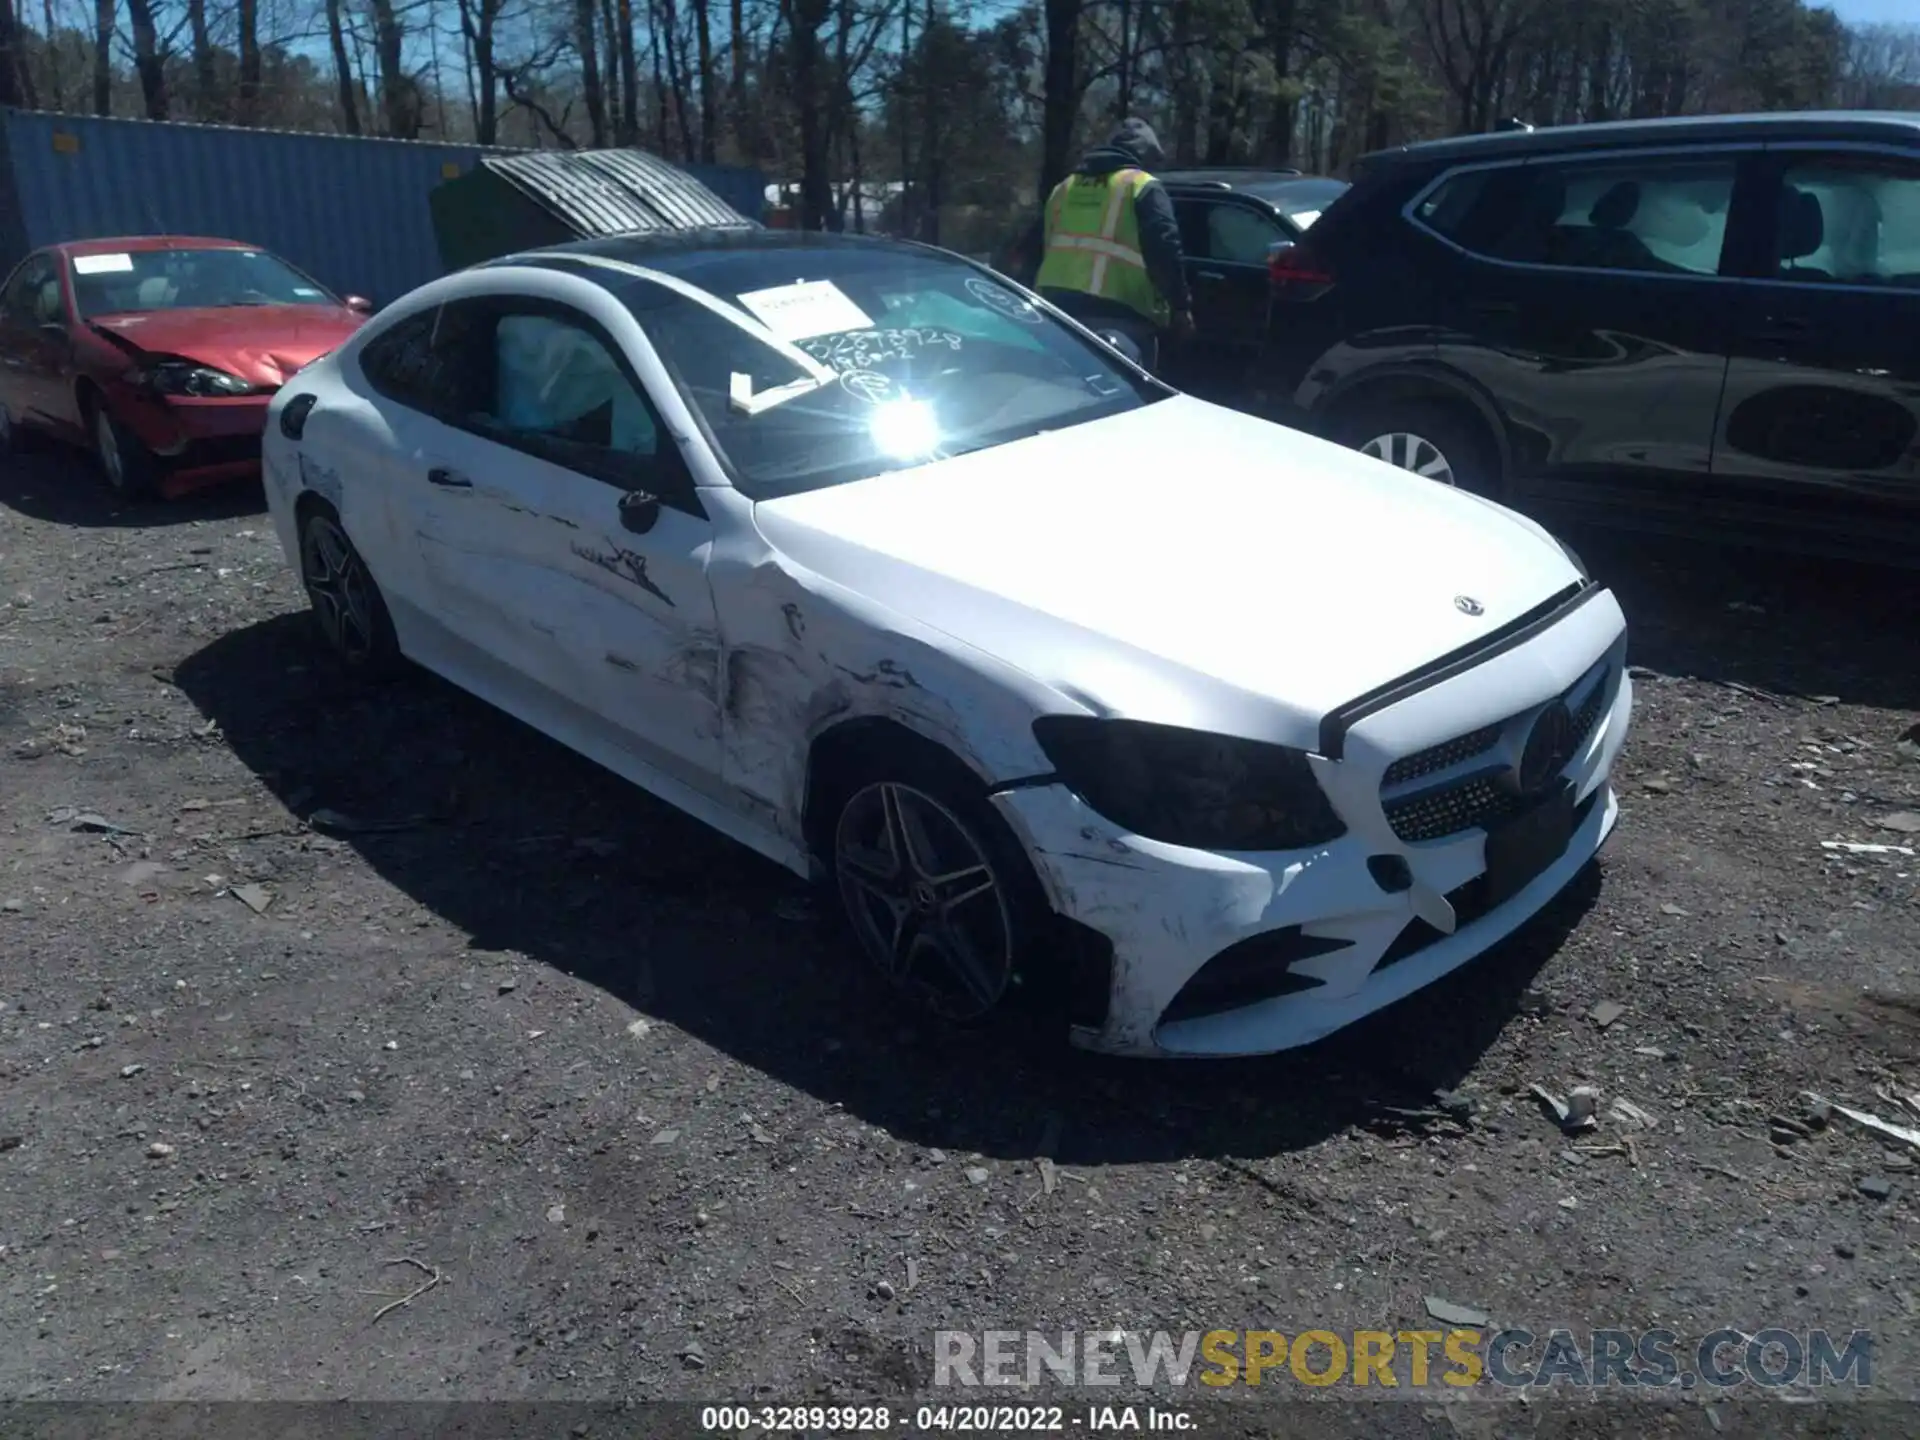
left=1195, top=269, right=1227, bottom=281
left=427, top=466, right=472, bottom=488
left=1469, top=299, right=1520, bottom=316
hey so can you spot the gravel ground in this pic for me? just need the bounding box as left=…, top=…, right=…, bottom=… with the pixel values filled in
left=1, top=443, right=1917, bottom=1431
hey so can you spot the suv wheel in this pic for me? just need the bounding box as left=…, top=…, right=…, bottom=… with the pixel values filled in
left=1340, top=399, right=1500, bottom=499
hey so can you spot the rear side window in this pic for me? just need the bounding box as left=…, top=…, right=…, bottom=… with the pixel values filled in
left=1417, top=154, right=1738, bottom=277
left=1412, top=169, right=1500, bottom=245
left=359, top=307, right=454, bottom=412
left=1772, top=154, right=1920, bottom=289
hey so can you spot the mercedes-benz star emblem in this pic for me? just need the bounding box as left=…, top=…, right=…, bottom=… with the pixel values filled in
left=1515, top=701, right=1576, bottom=795
left=1454, top=595, right=1485, bottom=616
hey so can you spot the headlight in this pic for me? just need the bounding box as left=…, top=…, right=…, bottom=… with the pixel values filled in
left=1031, top=716, right=1347, bottom=852
left=129, top=361, right=255, bottom=397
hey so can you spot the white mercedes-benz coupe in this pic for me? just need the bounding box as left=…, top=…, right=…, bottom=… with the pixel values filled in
left=261, top=230, right=1632, bottom=1058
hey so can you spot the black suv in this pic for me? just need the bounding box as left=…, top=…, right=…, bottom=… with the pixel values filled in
left=1154, top=169, right=1350, bottom=393
left=1252, top=112, right=1920, bottom=564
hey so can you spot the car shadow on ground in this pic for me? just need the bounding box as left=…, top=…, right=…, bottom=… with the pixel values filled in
left=1572, top=528, right=1920, bottom=714
left=175, top=613, right=1595, bottom=1169
left=0, top=447, right=266, bottom=528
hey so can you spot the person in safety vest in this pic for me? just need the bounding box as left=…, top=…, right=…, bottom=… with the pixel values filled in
left=1030, top=118, right=1193, bottom=371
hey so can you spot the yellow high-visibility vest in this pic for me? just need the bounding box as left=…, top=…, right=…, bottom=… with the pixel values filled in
left=1033, top=168, right=1171, bottom=327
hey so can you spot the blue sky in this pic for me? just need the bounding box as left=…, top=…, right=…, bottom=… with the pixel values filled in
left=1827, top=0, right=1918, bottom=24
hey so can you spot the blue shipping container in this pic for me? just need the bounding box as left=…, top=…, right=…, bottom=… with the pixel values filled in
left=0, top=109, right=766, bottom=305
left=0, top=109, right=497, bottom=306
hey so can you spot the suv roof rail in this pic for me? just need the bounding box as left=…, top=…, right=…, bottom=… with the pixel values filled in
left=1163, top=166, right=1306, bottom=181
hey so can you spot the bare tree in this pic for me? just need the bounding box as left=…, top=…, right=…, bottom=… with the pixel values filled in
left=1039, top=0, right=1079, bottom=194
left=186, top=0, right=218, bottom=120
left=123, top=0, right=166, bottom=117
left=693, top=0, right=718, bottom=160
left=92, top=0, right=113, bottom=115
left=368, top=0, right=423, bottom=136
left=615, top=0, right=640, bottom=143
left=326, top=0, right=362, bottom=132
left=0, top=0, right=29, bottom=108
left=454, top=0, right=505, bottom=142
left=236, top=0, right=262, bottom=122
left=575, top=0, right=608, bottom=143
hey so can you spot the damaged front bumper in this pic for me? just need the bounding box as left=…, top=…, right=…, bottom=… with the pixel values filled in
left=992, top=590, right=1632, bottom=1059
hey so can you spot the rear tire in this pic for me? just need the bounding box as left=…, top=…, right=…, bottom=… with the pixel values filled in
left=296, top=502, right=402, bottom=678
left=1336, top=397, right=1502, bottom=500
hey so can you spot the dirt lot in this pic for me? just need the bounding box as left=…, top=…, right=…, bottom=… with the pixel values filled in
left=1, top=442, right=1918, bottom=1429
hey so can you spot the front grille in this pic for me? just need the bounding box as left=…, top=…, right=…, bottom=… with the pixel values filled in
left=1387, top=774, right=1521, bottom=844
left=1374, top=790, right=1600, bottom=970
left=1568, top=667, right=1607, bottom=741
left=1382, top=722, right=1502, bottom=788
left=1382, top=663, right=1612, bottom=845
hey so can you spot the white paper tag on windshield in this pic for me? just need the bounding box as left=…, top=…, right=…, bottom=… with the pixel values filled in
left=736, top=280, right=872, bottom=342
left=72, top=253, right=134, bottom=275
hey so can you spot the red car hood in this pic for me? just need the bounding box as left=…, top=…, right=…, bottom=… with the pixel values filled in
left=90, top=305, right=366, bottom=388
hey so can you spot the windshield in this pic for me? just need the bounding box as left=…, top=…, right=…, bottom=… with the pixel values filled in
left=599, top=246, right=1167, bottom=499
left=70, top=247, right=337, bottom=320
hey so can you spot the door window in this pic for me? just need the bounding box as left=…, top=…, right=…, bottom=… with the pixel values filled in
left=489, top=312, right=659, bottom=460
left=439, top=296, right=679, bottom=497
left=1466, top=154, right=1738, bottom=276
left=1770, top=155, right=1920, bottom=289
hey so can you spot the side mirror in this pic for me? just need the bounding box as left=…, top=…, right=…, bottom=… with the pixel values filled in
left=618, top=490, right=661, bottom=535
left=344, top=295, right=374, bottom=314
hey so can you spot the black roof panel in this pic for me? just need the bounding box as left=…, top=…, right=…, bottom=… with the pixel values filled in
left=1359, top=110, right=1920, bottom=170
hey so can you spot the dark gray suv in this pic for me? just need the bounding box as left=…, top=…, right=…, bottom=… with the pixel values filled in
left=1252, top=111, right=1920, bottom=566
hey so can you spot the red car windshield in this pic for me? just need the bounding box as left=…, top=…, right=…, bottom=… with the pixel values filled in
left=70, top=247, right=336, bottom=320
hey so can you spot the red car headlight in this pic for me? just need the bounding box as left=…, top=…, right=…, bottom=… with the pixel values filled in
left=127, top=361, right=255, bottom=398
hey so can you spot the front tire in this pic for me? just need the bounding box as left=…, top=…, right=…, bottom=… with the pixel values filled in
left=1337, top=398, right=1502, bottom=499
left=297, top=504, right=401, bottom=677
left=91, top=403, right=158, bottom=499
left=828, top=750, right=1049, bottom=1029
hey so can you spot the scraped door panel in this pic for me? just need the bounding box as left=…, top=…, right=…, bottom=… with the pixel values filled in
left=409, top=426, right=723, bottom=790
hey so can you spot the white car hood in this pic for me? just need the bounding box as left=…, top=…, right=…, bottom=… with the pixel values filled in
left=753, top=395, right=1583, bottom=730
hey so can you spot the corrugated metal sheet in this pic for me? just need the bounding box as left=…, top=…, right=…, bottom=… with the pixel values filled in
left=0, top=108, right=499, bottom=304
left=484, top=149, right=756, bottom=237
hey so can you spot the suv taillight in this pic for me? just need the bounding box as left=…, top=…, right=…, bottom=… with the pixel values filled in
left=1268, top=240, right=1335, bottom=298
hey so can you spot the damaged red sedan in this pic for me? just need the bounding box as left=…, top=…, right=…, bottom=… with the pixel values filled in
left=0, top=236, right=372, bottom=498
